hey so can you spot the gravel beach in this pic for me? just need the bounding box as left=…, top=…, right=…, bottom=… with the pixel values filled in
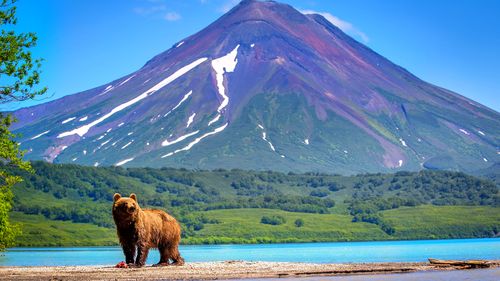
left=1, top=260, right=498, bottom=281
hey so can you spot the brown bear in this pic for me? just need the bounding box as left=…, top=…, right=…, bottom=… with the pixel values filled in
left=112, top=193, right=184, bottom=267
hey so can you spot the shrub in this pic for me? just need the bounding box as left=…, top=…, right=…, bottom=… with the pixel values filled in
left=294, top=218, right=304, bottom=227
left=261, top=215, right=286, bottom=225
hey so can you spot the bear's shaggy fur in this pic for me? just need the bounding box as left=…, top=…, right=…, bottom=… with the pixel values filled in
left=112, top=193, right=184, bottom=267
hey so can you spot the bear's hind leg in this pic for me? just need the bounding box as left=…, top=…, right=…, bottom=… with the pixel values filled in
left=170, top=246, right=184, bottom=266
left=153, top=244, right=170, bottom=267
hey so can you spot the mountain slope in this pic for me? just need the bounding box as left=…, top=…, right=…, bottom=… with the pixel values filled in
left=10, top=0, right=500, bottom=174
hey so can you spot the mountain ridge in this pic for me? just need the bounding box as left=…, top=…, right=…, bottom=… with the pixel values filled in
left=9, top=0, right=500, bottom=174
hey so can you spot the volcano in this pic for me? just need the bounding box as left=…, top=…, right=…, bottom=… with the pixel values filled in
left=10, top=0, right=500, bottom=174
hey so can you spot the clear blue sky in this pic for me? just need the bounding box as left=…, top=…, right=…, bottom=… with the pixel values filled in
left=5, top=0, right=500, bottom=112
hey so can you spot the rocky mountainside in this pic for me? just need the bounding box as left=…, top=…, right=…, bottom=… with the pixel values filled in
left=11, top=0, right=500, bottom=174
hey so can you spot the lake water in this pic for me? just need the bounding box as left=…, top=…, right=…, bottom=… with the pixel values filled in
left=1, top=238, right=499, bottom=266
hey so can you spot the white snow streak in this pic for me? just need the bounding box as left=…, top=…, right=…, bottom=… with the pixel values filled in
left=483, top=158, right=488, bottom=162
left=127, top=132, right=134, bottom=136
left=121, top=141, right=133, bottom=149
left=208, top=114, right=221, bottom=126
left=118, top=75, right=136, bottom=87
left=72, top=158, right=78, bottom=162
left=212, top=45, right=239, bottom=113
left=100, top=85, right=114, bottom=95
left=399, top=138, right=407, bottom=147
left=478, top=130, right=485, bottom=136
left=30, top=130, right=50, bottom=140
left=176, top=41, right=184, bottom=47
left=186, top=113, right=196, bottom=128
left=161, top=130, right=199, bottom=147
left=57, top=57, right=207, bottom=138
left=118, top=122, right=125, bottom=127
left=97, top=135, right=105, bottom=140
left=398, top=160, right=403, bottom=167
left=261, top=132, right=276, bottom=151
left=161, top=123, right=228, bottom=158
left=304, top=139, right=309, bottom=145
left=61, top=146, right=68, bottom=151
left=116, top=158, right=134, bottom=166
left=257, top=124, right=276, bottom=152
left=101, top=138, right=112, bottom=146
left=251, top=43, right=255, bottom=48
left=83, top=150, right=87, bottom=155
left=79, top=116, right=88, bottom=122
left=459, top=129, right=470, bottom=135
left=94, top=162, right=99, bottom=167
left=62, top=117, right=76, bottom=124
left=106, top=128, right=112, bottom=133
left=164, top=90, right=193, bottom=117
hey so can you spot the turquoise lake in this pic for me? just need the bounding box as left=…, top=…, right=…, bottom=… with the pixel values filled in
left=1, top=238, right=499, bottom=266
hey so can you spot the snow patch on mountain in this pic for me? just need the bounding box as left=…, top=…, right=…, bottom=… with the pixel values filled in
left=99, top=85, right=114, bottom=96
left=478, top=130, right=485, bottom=136
left=459, top=129, right=470, bottom=135
left=57, top=58, right=207, bottom=138
left=262, top=132, right=276, bottom=151
left=61, top=117, right=76, bottom=124
left=118, top=75, right=136, bottom=87
left=186, top=113, right=196, bottom=128
left=30, top=130, right=50, bottom=140
left=164, top=90, right=193, bottom=117
left=101, top=138, right=112, bottom=146
left=399, top=138, right=407, bottom=147
left=304, top=138, right=309, bottom=145
left=162, top=130, right=199, bottom=147
left=208, top=114, right=221, bottom=126
left=257, top=124, right=276, bottom=152
left=116, top=158, right=134, bottom=166
left=79, top=116, right=88, bottom=122
left=121, top=141, right=133, bottom=149
left=212, top=45, right=240, bottom=113
left=161, top=123, right=228, bottom=158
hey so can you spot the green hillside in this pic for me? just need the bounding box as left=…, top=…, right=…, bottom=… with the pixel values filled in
left=6, top=161, right=499, bottom=246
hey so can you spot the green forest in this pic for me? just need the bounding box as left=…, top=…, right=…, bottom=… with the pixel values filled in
left=5, top=161, right=499, bottom=246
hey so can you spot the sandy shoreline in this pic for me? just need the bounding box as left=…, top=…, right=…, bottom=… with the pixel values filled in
left=1, top=260, right=499, bottom=281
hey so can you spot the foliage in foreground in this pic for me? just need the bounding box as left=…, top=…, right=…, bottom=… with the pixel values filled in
left=0, top=0, right=47, bottom=250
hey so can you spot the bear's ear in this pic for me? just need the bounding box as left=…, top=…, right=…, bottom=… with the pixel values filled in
left=130, top=193, right=137, bottom=202
left=113, top=193, right=121, bottom=202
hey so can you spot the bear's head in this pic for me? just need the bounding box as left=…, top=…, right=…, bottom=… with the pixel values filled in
left=112, top=193, right=140, bottom=221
